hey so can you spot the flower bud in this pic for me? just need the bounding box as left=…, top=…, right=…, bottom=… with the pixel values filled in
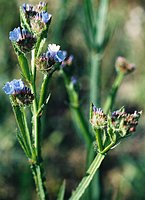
left=115, top=56, right=135, bottom=74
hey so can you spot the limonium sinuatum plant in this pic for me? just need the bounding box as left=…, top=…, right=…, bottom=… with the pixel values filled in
left=2, top=1, right=142, bottom=200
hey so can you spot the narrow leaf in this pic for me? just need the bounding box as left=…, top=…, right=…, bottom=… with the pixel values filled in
left=19, top=6, right=31, bottom=32
left=17, top=52, right=31, bottom=82
left=57, top=180, right=66, bottom=200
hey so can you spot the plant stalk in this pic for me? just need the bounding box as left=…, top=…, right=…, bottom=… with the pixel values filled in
left=69, top=153, right=105, bottom=200
left=61, top=70, right=92, bottom=147
left=90, top=52, right=102, bottom=106
left=31, top=163, right=48, bottom=200
left=103, top=72, right=124, bottom=113
left=30, top=49, right=48, bottom=200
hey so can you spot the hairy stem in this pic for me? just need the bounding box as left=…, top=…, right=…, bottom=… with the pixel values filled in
left=31, top=163, right=48, bottom=200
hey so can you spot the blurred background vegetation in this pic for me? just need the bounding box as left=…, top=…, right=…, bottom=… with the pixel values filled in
left=0, top=0, right=145, bottom=199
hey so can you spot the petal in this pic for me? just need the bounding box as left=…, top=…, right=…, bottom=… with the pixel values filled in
left=3, top=82, right=14, bottom=95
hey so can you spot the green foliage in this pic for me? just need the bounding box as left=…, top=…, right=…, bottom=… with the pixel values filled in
left=0, top=1, right=145, bottom=200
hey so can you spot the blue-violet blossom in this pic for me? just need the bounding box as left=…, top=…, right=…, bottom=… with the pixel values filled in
left=9, top=27, right=36, bottom=52
left=3, top=79, right=24, bottom=95
left=36, top=44, right=67, bottom=72
left=3, top=79, right=34, bottom=105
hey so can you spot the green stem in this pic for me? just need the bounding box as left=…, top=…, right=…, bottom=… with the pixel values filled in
left=21, top=107, right=34, bottom=157
left=38, top=74, right=49, bottom=109
left=96, top=0, right=109, bottom=48
left=31, top=49, right=39, bottom=156
left=31, top=49, right=36, bottom=82
left=96, top=129, right=103, bottom=152
left=30, top=49, right=48, bottom=200
left=61, top=70, right=92, bottom=147
left=70, top=106, right=92, bottom=147
left=12, top=104, right=31, bottom=157
left=103, top=72, right=124, bottom=113
left=90, top=52, right=102, bottom=107
left=69, top=153, right=105, bottom=200
left=31, top=163, right=48, bottom=200
left=100, top=141, right=115, bottom=154
left=38, top=67, right=57, bottom=110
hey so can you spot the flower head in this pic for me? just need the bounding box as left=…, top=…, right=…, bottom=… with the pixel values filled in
left=30, top=11, right=52, bottom=33
left=9, top=27, right=36, bottom=52
left=90, top=104, right=142, bottom=153
left=111, top=108, right=142, bottom=136
left=47, top=44, right=67, bottom=62
left=3, top=79, right=24, bottom=95
left=22, top=2, right=51, bottom=34
left=36, top=44, right=67, bottom=73
left=22, top=2, right=46, bottom=15
left=90, top=104, right=107, bottom=129
left=3, top=79, right=34, bottom=105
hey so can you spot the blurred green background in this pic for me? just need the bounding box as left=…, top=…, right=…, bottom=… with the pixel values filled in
left=0, top=0, right=145, bottom=199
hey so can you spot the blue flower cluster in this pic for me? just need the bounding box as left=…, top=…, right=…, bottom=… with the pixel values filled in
left=36, top=44, right=67, bottom=72
left=3, top=79, right=24, bottom=95
left=22, top=2, right=52, bottom=34
left=3, top=79, right=34, bottom=105
left=9, top=27, right=34, bottom=42
left=9, top=27, right=36, bottom=52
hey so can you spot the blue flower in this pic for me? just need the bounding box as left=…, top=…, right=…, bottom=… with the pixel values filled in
left=47, top=44, right=66, bottom=62
left=12, top=79, right=25, bottom=92
left=3, top=79, right=25, bottom=95
left=9, top=27, right=21, bottom=42
left=41, top=11, right=51, bottom=23
left=35, top=11, right=52, bottom=24
left=36, top=44, right=67, bottom=73
left=3, top=82, right=14, bottom=95
left=54, top=51, right=67, bottom=62
left=9, top=27, right=36, bottom=52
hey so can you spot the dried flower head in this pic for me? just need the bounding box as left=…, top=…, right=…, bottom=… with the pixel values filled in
left=115, top=56, right=135, bottom=74
left=90, top=104, right=142, bottom=145
left=9, top=27, right=36, bottom=52
left=111, top=108, right=142, bottom=136
left=90, top=104, right=107, bottom=129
